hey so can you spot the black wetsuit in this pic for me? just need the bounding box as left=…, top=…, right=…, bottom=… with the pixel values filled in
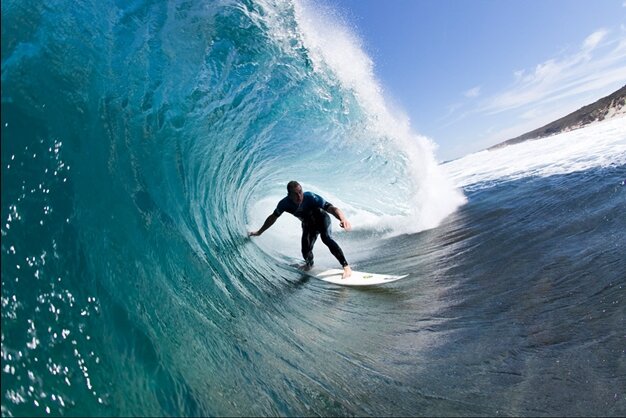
left=273, top=192, right=348, bottom=268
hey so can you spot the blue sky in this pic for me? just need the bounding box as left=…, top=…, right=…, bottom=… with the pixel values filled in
left=327, top=0, right=626, bottom=161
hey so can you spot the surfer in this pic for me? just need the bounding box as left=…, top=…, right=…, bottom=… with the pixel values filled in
left=249, top=181, right=353, bottom=279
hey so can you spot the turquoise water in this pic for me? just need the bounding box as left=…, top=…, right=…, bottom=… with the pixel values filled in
left=2, top=0, right=625, bottom=416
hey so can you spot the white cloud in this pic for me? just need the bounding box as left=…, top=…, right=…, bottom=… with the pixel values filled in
left=582, top=29, right=608, bottom=51
left=520, top=108, right=539, bottom=120
left=464, top=86, right=481, bottom=98
left=477, top=28, right=626, bottom=116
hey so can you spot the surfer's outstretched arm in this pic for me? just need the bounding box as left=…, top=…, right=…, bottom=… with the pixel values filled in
left=326, top=205, right=351, bottom=231
left=249, top=213, right=279, bottom=237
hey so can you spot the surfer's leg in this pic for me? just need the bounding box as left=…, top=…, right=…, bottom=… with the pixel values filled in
left=319, top=213, right=349, bottom=267
left=301, top=223, right=318, bottom=267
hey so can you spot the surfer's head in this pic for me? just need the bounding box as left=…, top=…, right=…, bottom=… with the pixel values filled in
left=287, top=181, right=304, bottom=205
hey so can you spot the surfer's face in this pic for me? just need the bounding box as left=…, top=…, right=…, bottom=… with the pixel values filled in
left=289, top=185, right=304, bottom=205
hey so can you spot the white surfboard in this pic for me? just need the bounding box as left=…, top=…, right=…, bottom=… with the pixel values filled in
left=314, top=268, right=408, bottom=286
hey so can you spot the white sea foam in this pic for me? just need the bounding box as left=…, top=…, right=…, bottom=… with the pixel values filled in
left=444, top=116, right=626, bottom=190
left=292, top=0, right=466, bottom=233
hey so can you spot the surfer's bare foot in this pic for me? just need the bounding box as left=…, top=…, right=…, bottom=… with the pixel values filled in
left=342, top=265, right=352, bottom=279
left=299, top=262, right=313, bottom=271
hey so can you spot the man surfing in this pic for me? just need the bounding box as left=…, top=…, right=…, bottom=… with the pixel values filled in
left=249, top=181, right=353, bottom=279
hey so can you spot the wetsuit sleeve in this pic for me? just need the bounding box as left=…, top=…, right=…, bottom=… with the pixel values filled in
left=311, top=192, right=332, bottom=211
left=273, top=198, right=287, bottom=217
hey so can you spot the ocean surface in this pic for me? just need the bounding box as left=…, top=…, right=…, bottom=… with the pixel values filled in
left=2, top=0, right=625, bottom=416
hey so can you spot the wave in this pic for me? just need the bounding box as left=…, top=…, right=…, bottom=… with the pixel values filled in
left=2, top=0, right=463, bottom=415
left=444, top=116, right=626, bottom=190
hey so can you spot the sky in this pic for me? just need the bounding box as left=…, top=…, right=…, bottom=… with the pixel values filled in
left=326, top=0, right=626, bottom=161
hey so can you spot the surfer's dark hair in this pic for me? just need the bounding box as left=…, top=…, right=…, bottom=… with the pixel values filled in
left=287, top=181, right=301, bottom=194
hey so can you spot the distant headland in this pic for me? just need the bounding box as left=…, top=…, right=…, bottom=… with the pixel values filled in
left=489, top=85, right=626, bottom=150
